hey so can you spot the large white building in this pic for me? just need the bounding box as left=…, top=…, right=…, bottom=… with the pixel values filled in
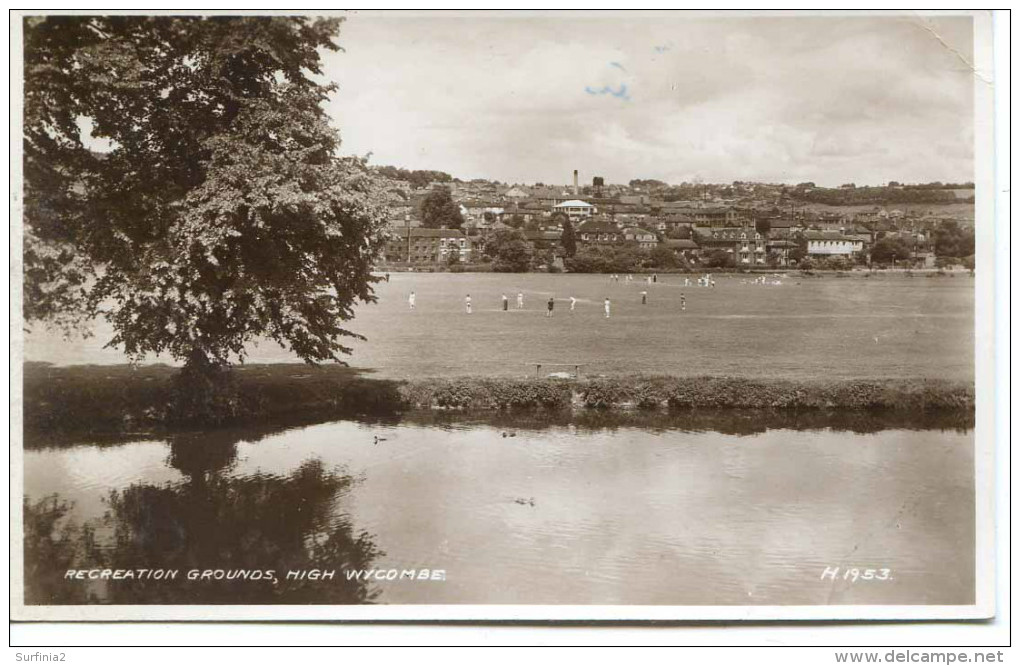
left=553, top=199, right=595, bottom=221
left=804, top=231, right=865, bottom=256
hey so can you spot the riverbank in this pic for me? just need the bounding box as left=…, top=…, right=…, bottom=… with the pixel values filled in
left=23, top=362, right=974, bottom=437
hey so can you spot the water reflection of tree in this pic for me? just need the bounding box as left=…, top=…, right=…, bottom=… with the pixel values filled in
left=166, top=429, right=242, bottom=480
left=23, top=495, right=103, bottom=604
left=24, top=430, right=383, bottom=605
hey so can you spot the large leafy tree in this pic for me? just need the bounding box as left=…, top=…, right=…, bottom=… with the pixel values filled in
left=482, top=228, right=532, bottom=272
left=704, top=249, right=734, bottom=269
left=563, top=245, right=644, bottom=273
left=647, top=244, right=678, bottom=268
left=933, top=219, right=975, bottom=259
left=23, top=16, right=388, bottom=370
left=417, top=186, right=464, bottom=229
left=870, top=236, right=914, bottom=266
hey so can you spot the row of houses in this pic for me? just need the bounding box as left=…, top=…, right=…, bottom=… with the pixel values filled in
left=461, top=198, right=755, bottom=228
left=380, top=224, right=782, bottom=267
left=400, top=174, right=971, bottom=234
left=457, top=196, right=886, bottom=240
left=383, top=199, right=935, bottom=268
left=381, top=220, right=783, bottom=267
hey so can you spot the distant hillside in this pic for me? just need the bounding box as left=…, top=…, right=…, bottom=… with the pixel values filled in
left=792, top=202, right=975, bottom=222
left=790, top=184, right=974, bottom=206
left=373, top=165, right=453, bottom=189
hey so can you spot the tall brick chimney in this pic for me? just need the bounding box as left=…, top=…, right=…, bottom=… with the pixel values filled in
left=573, top=169, right=579, bottom=196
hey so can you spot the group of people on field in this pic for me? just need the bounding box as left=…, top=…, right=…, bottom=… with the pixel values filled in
left=406, top=278, right=692, bottom=317
left=609, top=274, right=659, bottom=285
left=412, top=291, right=610, bottom=317
left=742, top=275, right=784, bottom=286
left=681, top=275, right=716, bottom=288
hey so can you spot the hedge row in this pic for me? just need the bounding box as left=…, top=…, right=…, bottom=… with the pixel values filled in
left=22, top=363, right=974, bottom=437
left=399, top=376, right=974, bottom=412
left=399, top=378, right=573, bottom=411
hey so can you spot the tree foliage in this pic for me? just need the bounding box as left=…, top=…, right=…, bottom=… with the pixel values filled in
left=374, top=165, right=452, bottom=189
left=932, top=219, right=975, bottom=258
left=870, top=236, right=914, bottom=265
left=505, top=213, right=525, bottom=229
left=564, top=245, right=645, bottom=273
left=647, top=244, right=678, bottom=268
left=482, top=228, right=533, bottom=272
left=789, top=231, right=808, bottom=263
left=665, top=225, right=692, bottom=240
left=790, top=184, right=968, bottom=206
left=560, top=217, right=577, bottom=257
left=703, top=249, right=734, bottom=269
left=23, top=16, right=389, bottom=368
left=417, top=186, right=464, bottom=229
left=816, top=256, right=853, bottom=271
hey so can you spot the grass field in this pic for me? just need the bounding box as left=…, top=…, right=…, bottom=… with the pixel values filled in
left=24, top=271, right=975, bottom=381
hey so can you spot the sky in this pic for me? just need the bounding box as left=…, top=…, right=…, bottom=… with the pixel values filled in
left=320, top=11, right=976, bottom=188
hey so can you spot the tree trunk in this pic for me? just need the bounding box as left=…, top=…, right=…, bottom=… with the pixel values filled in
left=170, top=349, right=238, bottom=425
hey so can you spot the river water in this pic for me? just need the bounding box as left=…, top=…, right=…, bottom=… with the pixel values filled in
left=22, top=417, right=974, bottom=606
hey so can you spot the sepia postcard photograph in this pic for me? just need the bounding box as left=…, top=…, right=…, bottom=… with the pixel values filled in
left=9, top=9, right=1001, bottom=624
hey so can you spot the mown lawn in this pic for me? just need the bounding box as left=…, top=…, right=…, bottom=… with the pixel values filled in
left=25, top=271, right=974, bottom=381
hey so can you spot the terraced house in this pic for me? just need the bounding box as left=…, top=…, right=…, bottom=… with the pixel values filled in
left=696, top=227, right=767, bottom=265
left=459, top=200, right=504, bottom=223
left=621, top=226, right=659, bottom=249
left=384, top=228, right=474, bottom=265
left=576, top=219, right=624, bottom=245
left=663, top=205, right=750, bottom=228
left=523, top=229, right=563, bottom=252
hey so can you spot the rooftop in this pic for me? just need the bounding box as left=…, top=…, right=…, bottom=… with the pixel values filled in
left=389, top=227, right=467, bottom=239
left=803, top=231, right=860, bottom=241
left=523, top=230, right=562, bottom=241
left=577, top=220, right=621, bottom=234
